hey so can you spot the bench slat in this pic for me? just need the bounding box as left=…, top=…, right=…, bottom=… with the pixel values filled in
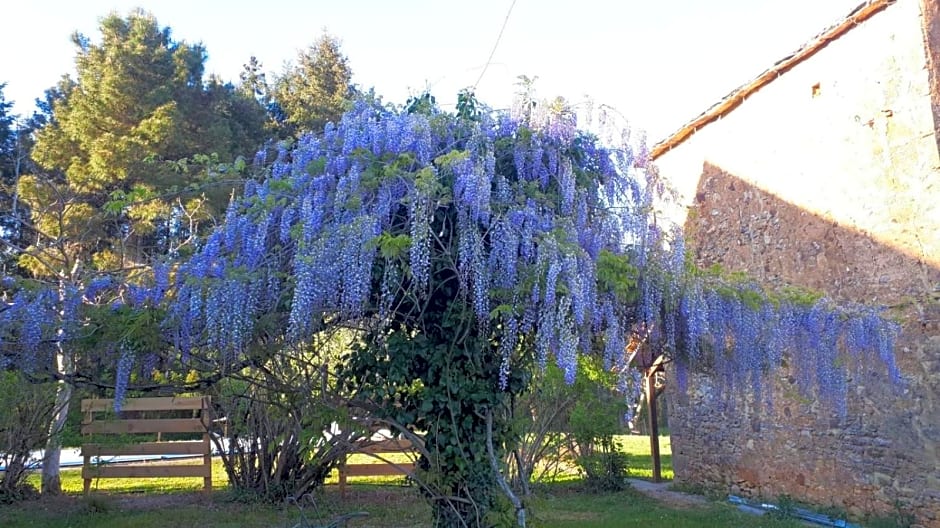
left=357, top=439, right=415, bottom=454
left=82, top=418, right=206, bottom=435
left=82, top=397, right=208, bottom=413
left=82, top=441, right=208, bottom=457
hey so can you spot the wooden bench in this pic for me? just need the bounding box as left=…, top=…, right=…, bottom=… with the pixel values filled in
left=337, top=438, right=417, bottom=497
left=81, top=396, right=212, bottom=494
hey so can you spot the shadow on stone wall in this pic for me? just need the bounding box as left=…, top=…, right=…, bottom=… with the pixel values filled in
left=671, top=160, right=939, bottom=525
left=687, top=161, right=938, bottom=328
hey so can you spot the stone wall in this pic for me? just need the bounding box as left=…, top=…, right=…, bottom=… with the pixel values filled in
left=654, top=0, right=940, bottom=525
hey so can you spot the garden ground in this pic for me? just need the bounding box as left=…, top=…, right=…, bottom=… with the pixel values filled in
left=1, top=436, right=810, bottom=527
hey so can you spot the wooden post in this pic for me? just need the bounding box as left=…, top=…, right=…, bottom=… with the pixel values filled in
left=338, top=461, right=348, bottom=498
left=202, top=431, right=212, bottom=492
left=645, top=368, right=662, bottom=483
left=83, top=404, right=92, bottom=494
left=82, top=453, right=92, bottom=495
left=202, top=397, right=212, bottom=492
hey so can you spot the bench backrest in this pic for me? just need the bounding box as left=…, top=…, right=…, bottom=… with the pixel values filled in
left=80, top=396, right=212, bottom=493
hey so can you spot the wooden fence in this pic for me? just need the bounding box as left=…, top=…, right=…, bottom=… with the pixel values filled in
left=80, top=396, right=212, bottom=494
left=337, top=438, right=417, bottom=497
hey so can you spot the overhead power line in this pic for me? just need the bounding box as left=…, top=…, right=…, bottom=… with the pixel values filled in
left=473, top=0, right=518, bottom=91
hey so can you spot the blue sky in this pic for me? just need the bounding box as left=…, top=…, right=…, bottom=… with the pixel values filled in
left=2, top=0, right=861, bottom=140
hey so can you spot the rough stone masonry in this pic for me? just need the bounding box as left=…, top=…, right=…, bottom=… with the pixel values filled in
left=653, top=0, right=940, bottom=525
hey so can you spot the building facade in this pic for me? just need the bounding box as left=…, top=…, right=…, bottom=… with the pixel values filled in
left=653, top=0, right=940, bottom=525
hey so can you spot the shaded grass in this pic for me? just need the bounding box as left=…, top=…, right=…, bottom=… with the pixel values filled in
left=0, top=482, right=813, bottom=528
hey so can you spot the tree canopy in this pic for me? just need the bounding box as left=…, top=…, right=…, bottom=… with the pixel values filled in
left=3, top=9, right=270, bottom=495
left=20, top=9, right=266, bottom=278
left=272, top=33, right=353, bottom=137
left=0, top=10, right=903, bottom=522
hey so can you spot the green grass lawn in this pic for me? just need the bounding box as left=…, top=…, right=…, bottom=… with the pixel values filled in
left=23, top=435, right=670, bottom=495
left=618, top=435, right=674, bottom=480
left=3, top=435, right=809, bottom=527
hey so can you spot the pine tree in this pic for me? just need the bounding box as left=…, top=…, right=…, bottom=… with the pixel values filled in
left=0, top=83, right=16, bottom=251
left=21, top=9, right=266, bottom=276
left=271, top=33, right=353, bottom=136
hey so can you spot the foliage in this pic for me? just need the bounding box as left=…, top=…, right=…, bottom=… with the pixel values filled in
left=0, top=83, right=13, bottom=176
left=0, top=82, right=28, bottom=271
left=209, top=332, right=370, bottom=502
left=506, top=364, right=577, bottom=492
left=145, top=94, right=649, bottom=526
left=864, top=500, right=916, bottom=528
left=507, top=357, right=630, bottom=495
left=239, top=56, right=269, bottom=103
left=20, top=9, right=266, bottom=278
left=0, top=370, right=56, bottom=502
left=5, top=9, right=267, bottom=495
left=666, top=267, right=902, bottom=417
left=271, top=33, right=353, bottom=138
left=565, top=357, right=630, bottom=493
left=567, top=357, right=628, bottom=449
left=576, top=449, right=629, bottom=493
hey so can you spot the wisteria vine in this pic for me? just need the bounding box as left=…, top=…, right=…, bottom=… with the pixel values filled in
left=0, top=98, right=901, bottom=418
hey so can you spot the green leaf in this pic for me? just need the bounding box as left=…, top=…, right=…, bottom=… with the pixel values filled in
left=371, top=232, right=411, bottom=259
left=596, top=250, right=638, bottom=303
left=488, top=304, right=513, bottom=320
left=306, top=157, right=327, bottom=176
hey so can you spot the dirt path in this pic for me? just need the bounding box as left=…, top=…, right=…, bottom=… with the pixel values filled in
left=626, top=478, right=712, bottom=509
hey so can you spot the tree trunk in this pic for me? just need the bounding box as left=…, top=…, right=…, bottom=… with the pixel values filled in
left=487, top=411, right=526, bottom=528
left=41, top=286, right=75, bottom=495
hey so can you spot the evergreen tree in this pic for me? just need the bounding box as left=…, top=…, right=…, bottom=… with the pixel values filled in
left=21, top=9, right=266, bottom=276
left=0, top=84, right=15, bottom=235
left=271, top=33, right=352, bottom=136
left=0, top=84, right=32, bottom=274
left=14, top=9, right=266, bottom=493
left=0, top=84, right=13, bottom=173
left=239, top=55, right=268, bottom=102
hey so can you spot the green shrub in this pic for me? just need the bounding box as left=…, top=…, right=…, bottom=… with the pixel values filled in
left=567, top=357, right=631, bottom=493
left=578, top=447, right=630, bottom=493
left=0, top=371, right=55, bottom=502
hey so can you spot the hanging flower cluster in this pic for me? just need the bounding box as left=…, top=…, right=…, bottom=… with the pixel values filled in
left=156, top=101, right=650, bottom=390
left=0, top=97, right=902, bottom=417
left=638, top=228, right=901, bottom=416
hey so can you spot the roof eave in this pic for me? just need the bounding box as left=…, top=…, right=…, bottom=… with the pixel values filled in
left=650, top=0, right=896, bottom=160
